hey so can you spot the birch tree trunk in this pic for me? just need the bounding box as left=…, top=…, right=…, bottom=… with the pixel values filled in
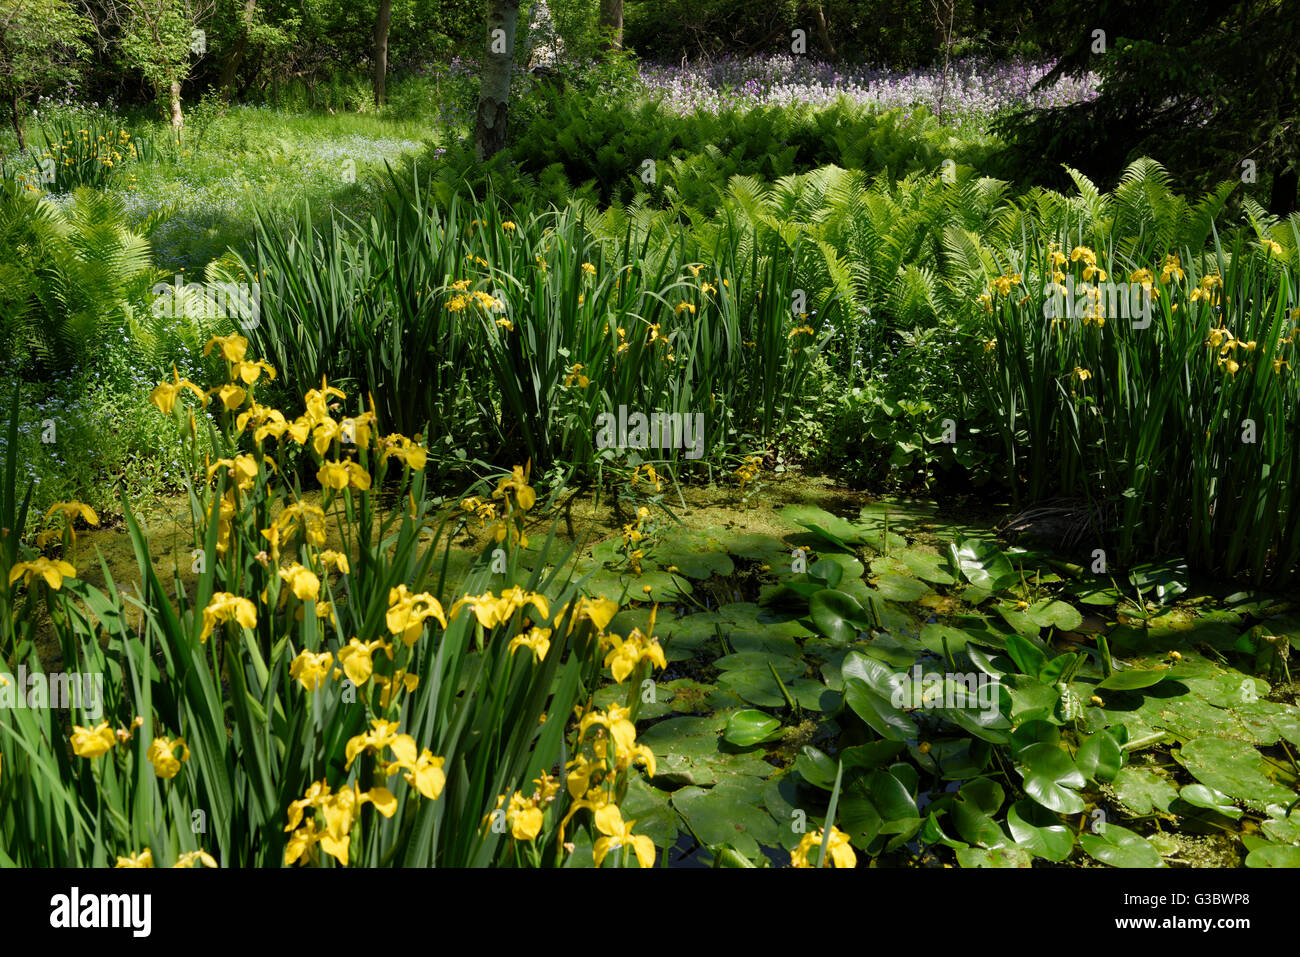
left=169, top=78, right=184, bottom=132
left=474, top=0, right=519, bottom=161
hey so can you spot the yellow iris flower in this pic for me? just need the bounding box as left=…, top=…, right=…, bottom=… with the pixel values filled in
left=289, top=649, right=335, bottom=691
left=199, top=592, right=257, bottom=643
left=146, top=736, right=190, bottom=779
left=790, top=825, right=856, bottom=868
left=70, top=721, right=117, bottom=759
left=385, top=585, right=448, bottom=645
left=592, top=804, right=655, bottom=868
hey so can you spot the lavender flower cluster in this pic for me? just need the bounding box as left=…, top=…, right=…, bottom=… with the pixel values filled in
left=636, top=55, right=1099, bottom=125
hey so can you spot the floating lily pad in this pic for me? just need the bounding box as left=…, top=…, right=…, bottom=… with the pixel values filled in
left=1006, top=676, right=1061, bottom=725
left=844, top=676, right=917, bottom=741
left=671, top=778, right=782, bottom=859
left=761, top=773, right=804, bottom=850
left=1098, top=668, right=1168, bottom=691
left=1079, top=823, right=1165, bottom=867
left=1177, top=784, right=1243, bottom=820
left=717, top=669, right=829, bottom=710
left=919, top=623, right=975, bottom=656
left=858, top=633, right=922, bottom=669
left=649, top=678, right=746, bottom=716
left=951, top=777, right=1007, bottom=847
left=1016, top=742, right=1086, bottom=814
left=809, top=589, right=870, bottom=643
left=1140, top=696, right=1277, bottom=747
left=1175, top=737, right=1295, bottom=807
left=1128, top=560, right=1189, bottom=604
left=842, top=740, right=908, bottom=771
left=870, top=572, right=933, bottom=602
left=656, top=529, right=735, bottom=579
left=714, top=652, right=804, bottom=681
left=1007, top=799, right=1075, bottom=862
left=946, top=538, right=1017, bottom=591
left=955, top=845, right=1032, bottom=868
left=1245, top=844, right=1300, bottom=868
left=638, top=713, right=774, bottom=787
left=1076, top=731, right=1123, bottom=783
left=620, top=775, right=680, bottom=851
left=1179, top=672, right=1269, bottom=709
left=809, top=559, right=845, bottom=588
left=1026, top=599, right=1084, bottom=632
left=722, top=533, right=800, bottom=569
left=727, top=631, right=803, bottom=657
left=779, top=504, right=876, bottom=551
left=723, top=709, right=784, bottom=747
left=581, top=567, right=690, bottom=603
left=1111, top=767, right=1179, bottom=816
left=1261, top=812, right=1300, bottom=845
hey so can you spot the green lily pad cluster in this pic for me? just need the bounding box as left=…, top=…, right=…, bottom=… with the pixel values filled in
left=572, top=500, right=1300, bottom=867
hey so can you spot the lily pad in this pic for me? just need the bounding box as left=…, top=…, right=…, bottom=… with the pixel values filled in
left=1177, top=784, right=1243, bottom=820
left=1026, top=599, right=1083, bottom=632
left=809, top=589, right=870, bottom=644
left=845, top=676, right=918, bottom=741
left=1245, top=844, right=1300, bottom=868
left=955, top=845, right=1032, bottom=868
left=638, top=713, right=775, bottom=787
left=1175, top=737, right=1295, bottom=807
left=671, top=778, right=782, bottom=860
left=1016, top=742, right=1086, bottom=814
left=620, top=775, right=680, bottom=851
left=870, top=572, right=932, bottom=602
left=723, top=709, right=784, bottom=747
left=946, top=538, right=1017, bottom=591
left=1076, top=731, right=1124, bottom=784
left=761, top=774, right=804, bottom=850
left=1128, top=559, right=1189, bottom=604
left=1111, top=767, right=1179, bottom=817
left=919, top=623, right=975, bottom=656
left=780, top=504, right=873, bottom=551
left=1079, top=823, right=1165, bottom=867
left=714, top=652, right=804, bottom=681
left=717, top=669, right=829, bottom=710
left=1098, top=668, right=1168, bottom=691
left=1007, top=799, right=1075, bottom=862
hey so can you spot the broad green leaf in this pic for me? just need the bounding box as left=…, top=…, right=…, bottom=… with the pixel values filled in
left=1007, top=799, right=1074, bottom=862
left=723, top=709, right=784, bottom=747
left=1079, top=824, right=1165, bottom=868
left=1017, top=742, right=1086, bottom=814
left=809, top=589, right=870, bottom=644
left=1177, top=784, right=1243, bottom=820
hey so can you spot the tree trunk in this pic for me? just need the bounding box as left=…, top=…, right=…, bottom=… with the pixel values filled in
left=373, top=0, right=393, bottom=107
left=10, top=92, right=24, bottom=152
left=1271, top=166, right=1298, bottom=217
left=219, top=0, right=259, bottom=100
left=599, top=0, right=623, bottom=52
left=475, top=0, right=519, bottom=161
left=169, top=79, right=184, bottom=134
left=814, top=5, right=837, bottom=60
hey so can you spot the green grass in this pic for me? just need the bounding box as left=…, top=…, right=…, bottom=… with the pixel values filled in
left=2, top=98, right=437, bottom=274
